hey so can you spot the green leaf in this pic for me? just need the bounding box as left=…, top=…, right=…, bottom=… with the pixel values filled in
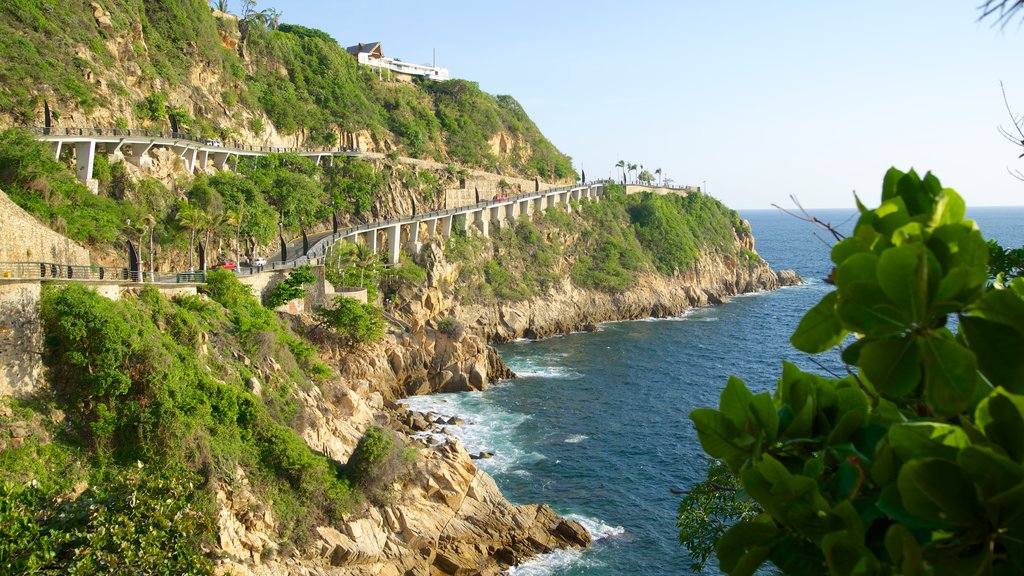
left=833, top=252, right=879, bottom=287
left=960, top=316, right=1024, bottom=394
left=720, top=376, right=755, bottom=429
left=716, top=520, right=778, bottom=574
left=920, top=335, right=980, bottom=417
left=822, top=530, right=878, bottom=576
left=932, top=188, right=966, bottom=227
left=898, top=458, right=984, bottom=528
left=888, top=422, right=970, bottom=462
left=831, top=237, right=871, bottom=266
left=881, top=167, right=906, bottom=202
left=957, top=445, right=1024, bottom=502
left=791, top=291, right=847, bottom=353
left=975, top=388, right=1024, bottom=463
left=966, top=287, right=1024, bottom=331
left=877, top=243, right=937, bottom=324
left=858, top=335, right=921, bottom=398
left=749, top=391, right=779, bottom=444
left=884, top=524, right=926, bottom=576
left=836, top=282, right=906, bottom=336
left=690, top=409, right=751, bottom=471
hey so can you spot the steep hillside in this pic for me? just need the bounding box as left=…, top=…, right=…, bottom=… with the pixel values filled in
left=0, top=0, right=574, bottom=180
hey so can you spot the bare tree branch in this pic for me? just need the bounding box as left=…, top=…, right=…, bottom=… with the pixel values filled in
left=979, top=0, right=1024, bottom=26
left=770, top=195, right=850, bottom=242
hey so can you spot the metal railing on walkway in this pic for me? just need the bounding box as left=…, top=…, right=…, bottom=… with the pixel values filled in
left=27, top=126, right=361, bottom=156
left=0, top=261, right=204, bottom=284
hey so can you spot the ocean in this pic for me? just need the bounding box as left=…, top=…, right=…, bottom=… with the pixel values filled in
left=402, top=206, right=1024, bottom=575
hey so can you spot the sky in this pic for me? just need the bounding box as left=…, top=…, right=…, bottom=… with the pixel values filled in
left=224, top=1, right=1024, bottom=209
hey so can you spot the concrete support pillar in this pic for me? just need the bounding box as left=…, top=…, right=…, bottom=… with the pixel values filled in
left=212, top=152, right=230, bottom=171
left=123, top=143, right=155, bottom=168
left=504, top=203, right=515, bottom=222
left=386, top=224, right=400, bottom=264
left=474, top=210, right=489, bottom=236
left=367, top=230, right=378, bottom=253
left=520, top=200, right=531, bottom=217
left=440, top=215, right=453, bottom=239
left=197, top=150, right=209, bottom=173
left=74, top=140, right=96, bottom=184
left=534, top=197, right=543, bottom=213
left=460, top=213, right=470, bottom=233
left=410, top=221, right=420, bottom=245
left=50, top=141, right=62, bottom=161
left=187, top=147, right=198, bottom=174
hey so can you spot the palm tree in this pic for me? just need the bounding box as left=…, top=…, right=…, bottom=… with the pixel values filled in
left=225, top=208, right=244, bottom=262
left=210, top=0, right=229, bottom=12
left=353, top=242, right=378, bottom=287
left=144, top=213, right=156, bottom=281
left=615, top=160, right=626, bottom=184
left=204, top=212, right=227, bottom=262
left=627, top=163, right=638, bottom=184
left=656, top=168, right=663, bottom=186
left=176, top=204, right=204, bottom=272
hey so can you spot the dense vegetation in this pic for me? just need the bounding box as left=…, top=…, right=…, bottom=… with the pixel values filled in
left=446, top=185, right=754, bottom=303
left=0, top=0, right=573, bottom=179
left=0, top=270, right=416, bottom=573
left=685, top=169, right=1024, bottom=575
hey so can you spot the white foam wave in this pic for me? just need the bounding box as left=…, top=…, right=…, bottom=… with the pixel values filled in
left=564, top=434, right=588, bottom=444
left=566, top=513, right=626, bottom=541
left=504, top=514, right=624, bottom=575
left=400, top=391, right=534, bottom=475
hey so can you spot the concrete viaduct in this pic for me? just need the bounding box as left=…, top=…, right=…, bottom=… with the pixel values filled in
left=300, top=182, right=605, bottom=267
left=32, top=127, right=356, bottom=187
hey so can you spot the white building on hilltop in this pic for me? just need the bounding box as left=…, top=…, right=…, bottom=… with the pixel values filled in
left=346, top=42, right=450, bottom=82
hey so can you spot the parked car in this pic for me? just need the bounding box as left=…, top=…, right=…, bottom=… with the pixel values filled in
left=251, top=257, right=267, bottom=267
left=493, top=193, right=508, bottom=201
left=214, top=260, right=237, bottom=270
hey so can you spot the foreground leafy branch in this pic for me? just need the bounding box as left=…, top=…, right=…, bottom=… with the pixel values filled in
left=686, top=168, right=1024, bottom=575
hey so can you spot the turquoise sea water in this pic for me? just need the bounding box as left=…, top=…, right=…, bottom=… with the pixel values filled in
left=403, top=206, right=1024, bottom=575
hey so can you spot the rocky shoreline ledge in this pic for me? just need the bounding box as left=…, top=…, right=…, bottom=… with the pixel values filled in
left=213, top=238, right=800, bottom=576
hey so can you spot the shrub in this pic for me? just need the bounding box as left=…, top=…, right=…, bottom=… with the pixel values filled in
left=314, top=296, right=386, bottom=344
left=686, top=168, right=1024, bottom=575
left=345, top=426, right=416, bottom=505
left=266, top=265, right=315, bottom=308
left=437, top=315, right=464, bottom=339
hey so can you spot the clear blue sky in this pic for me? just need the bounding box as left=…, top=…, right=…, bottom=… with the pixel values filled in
left=225, top=1, right=1023, bottom=209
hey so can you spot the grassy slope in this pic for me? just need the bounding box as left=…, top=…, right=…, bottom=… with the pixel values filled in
left=0, top=1, right=573, bottom=179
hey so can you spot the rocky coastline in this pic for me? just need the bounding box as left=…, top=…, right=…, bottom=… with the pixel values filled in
left=209, top=233, right=800, bottom=576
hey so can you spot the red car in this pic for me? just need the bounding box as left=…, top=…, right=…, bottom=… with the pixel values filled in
left=214, top=260, right=238, bottom=270
left=493, top=193, right=508, bottom=201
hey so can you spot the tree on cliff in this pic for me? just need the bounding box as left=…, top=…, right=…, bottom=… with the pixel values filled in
left=683, top=168, right=1024, bottom=574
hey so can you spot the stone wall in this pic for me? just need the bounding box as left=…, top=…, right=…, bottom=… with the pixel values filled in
left=0, top=188, right=91, bottom=265
left=0, top=280, right=43, bottom=397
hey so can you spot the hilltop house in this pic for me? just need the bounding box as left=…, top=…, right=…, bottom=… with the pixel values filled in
left=346, top=42, right=450, bottom=82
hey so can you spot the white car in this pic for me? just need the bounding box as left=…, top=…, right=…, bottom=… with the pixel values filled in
left=251, top=257, right=268, bottom=267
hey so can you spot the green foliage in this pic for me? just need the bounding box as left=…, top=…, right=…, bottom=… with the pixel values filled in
left=0, top=128, right=136, bottom=245
left=0, top=464, right=214, bottom=575
left=628, top=191, right=743, bottom=275
left=32, top=277, right=354, bottom=558
left=266, top=264, right=315, bottom=308
left=676, top=459, right=761, bottom=572
left=345, top=426, right=416, bottom=505
left=323, top=158, right=383, bottom=216
left=315, top=296, right=386, bottom=344
left=686, top=168, right=1024, bottom=575
left=325, top=242, right=382, bottom=300
left=135, top=92, right=168, bottom=122
left=380, top=259, right=427, bottom=304
left=988, top=238, right=1024, bottom=284
left=437, top=315, right=465, bottom=339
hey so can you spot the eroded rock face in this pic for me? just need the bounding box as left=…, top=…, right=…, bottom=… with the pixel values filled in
left=458, top=255, right=800, bottom=343
left=211, top=220, right=799, bottom=575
